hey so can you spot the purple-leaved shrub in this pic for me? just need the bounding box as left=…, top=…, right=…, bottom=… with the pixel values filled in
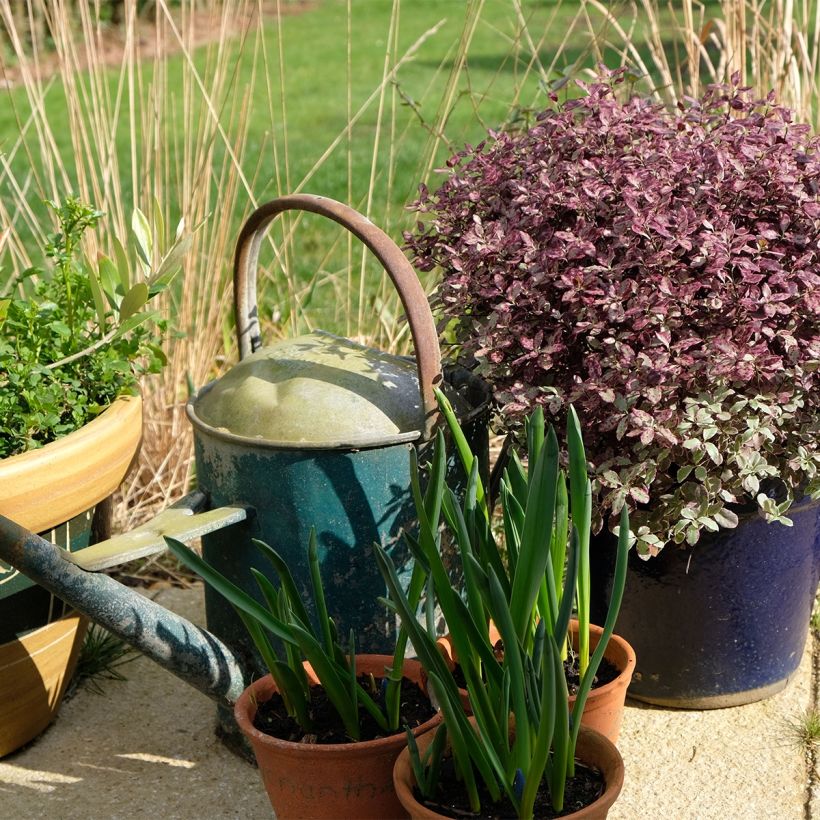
left=407, top=70, right=820, bottom=555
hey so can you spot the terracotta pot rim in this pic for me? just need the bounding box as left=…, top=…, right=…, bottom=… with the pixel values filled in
left=568, top=621, right=637, bottom=700
left=394, top=722, right=624, bottom=819
left=234, top=654, right=441, bottom=757
left=437, top=622, right=637, bottom=698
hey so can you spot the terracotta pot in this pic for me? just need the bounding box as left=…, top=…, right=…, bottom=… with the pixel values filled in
left=393, top=718, right=624, bottom=819
left=436, top=619, right=635, bottom=743
left=569, top=621, right=635, bottom=743
left=0, top=395, right=142, bottom=757
left=233, top=654, right=441, bottom=819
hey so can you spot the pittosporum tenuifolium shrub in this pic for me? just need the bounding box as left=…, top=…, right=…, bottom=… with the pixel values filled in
left=406, top=69, right=820, bottom=556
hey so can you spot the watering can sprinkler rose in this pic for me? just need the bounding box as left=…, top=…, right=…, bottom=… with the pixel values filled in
left=0, top=195, right=490, bottom=746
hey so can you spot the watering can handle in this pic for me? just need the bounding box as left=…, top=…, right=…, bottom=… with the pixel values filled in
left=233, top=194, right=442, bottom=439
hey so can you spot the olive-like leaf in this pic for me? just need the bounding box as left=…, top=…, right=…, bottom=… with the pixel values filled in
left=112, top=236, right=131, bottom=292
left=131, top=207, right=153, bottom=267
left=119, top=282, right=149, bottom=322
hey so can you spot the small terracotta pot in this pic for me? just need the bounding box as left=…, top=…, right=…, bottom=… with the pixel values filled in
left=436, top=620, right=635, bottom=743
left=393, top=718, right=624, bottom=819
left=233, top=654, right=441, bottom=819
left=572, top=622, right=636, bottom=743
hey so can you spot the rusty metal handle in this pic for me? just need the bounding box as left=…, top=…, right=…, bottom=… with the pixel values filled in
left=233, top=194, right=442, bottom=439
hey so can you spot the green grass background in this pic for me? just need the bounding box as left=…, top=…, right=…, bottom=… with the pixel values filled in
left=0, top=0, right=709, bottom=339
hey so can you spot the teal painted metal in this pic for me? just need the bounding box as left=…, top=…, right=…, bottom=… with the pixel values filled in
left=0, top=513, right=246, bottom=706
left=195, top=193, right=489, bottom=666
left=196, top=436, right=416, bottom=654
left=192, top=364, right=489, bottom=751
left=197, top=193, right=491, bottom=749
left=193, top=362, right=490, bottom=659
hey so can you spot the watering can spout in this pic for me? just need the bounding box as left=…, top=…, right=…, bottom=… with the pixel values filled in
left=0, top=508, right=248, bottom=707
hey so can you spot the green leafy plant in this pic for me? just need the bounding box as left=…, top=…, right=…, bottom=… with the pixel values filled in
left=374, top=404, right=630, bottom=817
left=0, top=196, right=191, bottom=458
left=437, top=388, right=595, bottom=678
left=164, top=480, right=444, bottom=741
left=783, top=707, right=820, bottom=753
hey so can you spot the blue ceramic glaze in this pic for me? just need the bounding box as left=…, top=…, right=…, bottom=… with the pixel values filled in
left=590, top=495, right=820, bottom=707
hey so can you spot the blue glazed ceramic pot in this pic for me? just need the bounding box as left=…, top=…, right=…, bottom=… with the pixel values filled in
left=590, top=495, right=820, bottom=708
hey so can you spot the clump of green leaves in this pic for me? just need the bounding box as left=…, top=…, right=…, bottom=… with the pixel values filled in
left=782, top=707, right=820, bottom=754
left=0, top=196, right=191, bottom=458
left=165, top=504, right=440, bottom=741
left=375, top=399, right=630, bottom=817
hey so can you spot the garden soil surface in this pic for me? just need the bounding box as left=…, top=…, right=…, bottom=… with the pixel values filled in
left=564, top=653, right=619, bottom=695
left=451, top=650, right=619, bottom=695
left=253, top=675, right=435, bottom=744
left=416, top=757, right=604, bottom=819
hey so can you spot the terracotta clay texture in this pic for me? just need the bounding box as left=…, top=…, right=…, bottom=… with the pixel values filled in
left=233, top=654, right=441, bottom=819
left=569, top=622, right=635, bottom=743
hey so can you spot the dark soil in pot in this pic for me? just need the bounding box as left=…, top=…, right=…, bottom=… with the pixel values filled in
left=563, top=653, right=620, bottom=695
left=451, top=651, right=620, bottom=695
left=253, top=674, right=436, bottom=744
left=415, top=757, right=605, bottom=819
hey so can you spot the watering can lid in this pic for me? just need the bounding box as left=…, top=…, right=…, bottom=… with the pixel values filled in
left=192, top=331, right=466, bottom=449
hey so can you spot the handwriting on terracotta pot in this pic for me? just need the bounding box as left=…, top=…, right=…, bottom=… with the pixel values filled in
left=269, top=777, right=393, bottom=800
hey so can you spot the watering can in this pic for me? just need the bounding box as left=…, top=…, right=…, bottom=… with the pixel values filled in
left=0, top=194, right=489, bottom=746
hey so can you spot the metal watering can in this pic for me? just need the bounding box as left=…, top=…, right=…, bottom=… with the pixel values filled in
left=0, top=195, right=489, bottom=744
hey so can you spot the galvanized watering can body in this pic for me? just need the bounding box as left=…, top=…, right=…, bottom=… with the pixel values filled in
left=194, top=195, right=489, bottom=743
left=0, top=195, right=489, bottom=738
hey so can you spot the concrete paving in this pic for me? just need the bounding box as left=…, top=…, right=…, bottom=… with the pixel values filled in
left=1, top=584, right=816, bottom=819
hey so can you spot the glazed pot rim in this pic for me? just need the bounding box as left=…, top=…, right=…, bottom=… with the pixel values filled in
left=0, top=394, right=142, bottom=470
left=234, top=654, right=441, bottom=755
left=0, top=394, right=143, bottom=533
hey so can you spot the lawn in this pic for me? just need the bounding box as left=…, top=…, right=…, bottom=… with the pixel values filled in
left=0, top=0, right=704, bottom=342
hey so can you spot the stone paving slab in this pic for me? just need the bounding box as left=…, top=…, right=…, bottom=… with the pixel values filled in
left=0, top=586, right=270, bottom=819
left=611, top=633, right=814, bottom=820
left=1, top=584, right=815, bottom=819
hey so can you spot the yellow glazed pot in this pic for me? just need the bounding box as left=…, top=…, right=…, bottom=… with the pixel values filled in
left=0, top=395, right=142, bottom=757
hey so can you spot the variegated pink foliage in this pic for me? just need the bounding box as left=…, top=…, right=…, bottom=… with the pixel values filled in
left=407, top=70, right=820, bottom=555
